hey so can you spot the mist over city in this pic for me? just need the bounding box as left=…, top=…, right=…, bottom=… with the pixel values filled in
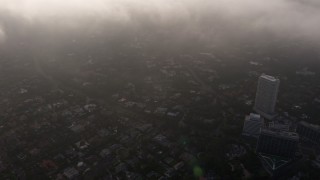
left=0, top=0, right=320, bottom=179
left=1, top=0, right=320, bottom=51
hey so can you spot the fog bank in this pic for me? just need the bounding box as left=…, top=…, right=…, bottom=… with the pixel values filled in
left=0, top=0, right=320, bottom=56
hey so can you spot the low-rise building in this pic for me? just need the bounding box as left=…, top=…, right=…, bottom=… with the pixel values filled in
left=296, top=121, right=320, bottom=145
left=242, top=113, right=264, bottom=138
left=256, top=128, right=299, bottom=158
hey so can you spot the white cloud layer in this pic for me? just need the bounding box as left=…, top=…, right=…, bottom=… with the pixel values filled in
left=0, top=26, right=6, bottom=44
left=0, top=0, right=320, bottom=43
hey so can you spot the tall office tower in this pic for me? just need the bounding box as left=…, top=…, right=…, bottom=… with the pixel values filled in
left=242, top=113, right=264, bottom=138
left=296, top=121, right=320, bottom=145
left=256, top=128, right=299, bottom=158
left=254, top=74, right=280, bottom=120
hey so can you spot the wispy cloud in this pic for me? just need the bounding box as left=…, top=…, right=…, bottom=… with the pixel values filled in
left=0, top=25, right=6, bottom=44
left=0, top=0, right=320, bottom=46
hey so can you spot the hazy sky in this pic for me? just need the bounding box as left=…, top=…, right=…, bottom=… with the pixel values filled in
left=0, top=0, right=320, bottom=47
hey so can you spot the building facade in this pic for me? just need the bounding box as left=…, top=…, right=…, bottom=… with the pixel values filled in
left=242, top=113, right=264, bottom=138
left=296, top=121, right=320, bottom=145
left=256, top=128, right=299, bottom=158
left=254, top=74, right=280, bottom=120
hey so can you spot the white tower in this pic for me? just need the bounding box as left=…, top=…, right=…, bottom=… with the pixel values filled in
left=254, top=74, right=280, bottom=120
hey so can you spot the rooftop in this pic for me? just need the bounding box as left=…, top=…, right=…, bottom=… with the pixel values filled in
left=249, top=113, right=262, bottom=121
left=260, top=128, right=299, bottom=141
left=260, top=74, right=279, bottom=82
left=299, top=121, right=320, bottom=131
